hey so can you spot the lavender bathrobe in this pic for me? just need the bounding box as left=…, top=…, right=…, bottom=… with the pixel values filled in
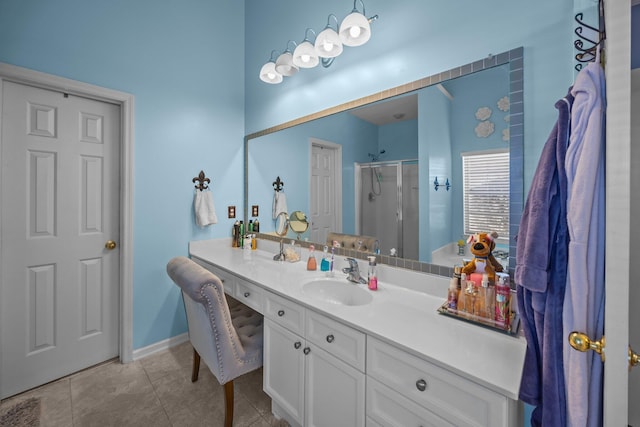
left=515, top=90, right=573, bottom=427
left=562, top=62, right=606, bottom=427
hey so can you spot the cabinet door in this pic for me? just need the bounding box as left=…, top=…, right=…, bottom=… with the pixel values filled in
left=263, top=319, right=305, bottom=426
left=305, top=345, right=365, bottom=427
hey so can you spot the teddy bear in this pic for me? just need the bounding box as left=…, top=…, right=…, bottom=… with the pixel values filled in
left=461, top=231, right=504, bottom=284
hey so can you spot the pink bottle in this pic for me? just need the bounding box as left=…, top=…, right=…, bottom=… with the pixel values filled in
left=367, top=256, right=378, bottom=291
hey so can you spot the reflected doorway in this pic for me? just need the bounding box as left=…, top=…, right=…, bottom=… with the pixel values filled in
left=356, top=160, right=418, bottom=259
left=310, top=139, right=342, bottom=244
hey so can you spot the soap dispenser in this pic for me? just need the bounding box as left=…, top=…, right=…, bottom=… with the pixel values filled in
left=320, top=246, right=330, bottom=271
left=307, top=245, right=317, bottom=271
left=367, top=256, right=378, bottom=290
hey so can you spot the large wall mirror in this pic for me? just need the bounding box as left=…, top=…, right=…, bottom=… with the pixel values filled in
left=245, top=48, right=523, bottom=276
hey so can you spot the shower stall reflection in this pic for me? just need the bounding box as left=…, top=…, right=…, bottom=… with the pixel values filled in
left=355, top=160, right=419, bottom=260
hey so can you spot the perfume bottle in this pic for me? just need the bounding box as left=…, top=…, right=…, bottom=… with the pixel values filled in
left=307, top=245, right=317, bottom=271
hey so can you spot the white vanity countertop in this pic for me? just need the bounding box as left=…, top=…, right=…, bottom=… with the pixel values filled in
left=189, top=239, right=526, bottom=400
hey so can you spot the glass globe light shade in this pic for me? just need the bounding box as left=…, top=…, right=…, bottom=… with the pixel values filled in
left=293, top=41, right=319, bottom=68
left=339, top=12, right=371, bottom=46
left=314, top=27, right=343, bottom=58
left=275, top=51, right=299, bottom=76
left=259, top=62, right=283, bottom=84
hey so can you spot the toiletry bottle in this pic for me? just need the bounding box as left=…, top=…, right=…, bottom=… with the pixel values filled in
left=248, top=219, right=253, bottom=233
left=251, top=234, right=257, bottom=250
left=474, top=281, right=485, bottom=318
left=244, top=234, right=252, bottom=250
left=453, top=265, right=462, bottom=291
left=457, top=273, right=468, bottom=313
left=320, top=246, right=330, bottom=271
left=447, top=273, right=458, bottom=310
left=483, top=279, right=495, bottom=320
left=307, top=245, right=317, bottom=271
left=465, top=281, right=477, bottom=318
left=232, top=220, right=240, bottom=248
left=253, top=218, right=260, bottom=232
left=328, top=245, right=335, bottom=276
left=367, top=256, right=378, bottom=290
left=238, top=221, right=244, bottom=248
left=495, top=273, right=511, bottom=328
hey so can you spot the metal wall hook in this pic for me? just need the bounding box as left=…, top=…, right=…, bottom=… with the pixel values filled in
left=192, top=170, right=210, bottom=191
left=273, top=176, right=284, bottom=192
left=433, top=176, right=450, bottom=191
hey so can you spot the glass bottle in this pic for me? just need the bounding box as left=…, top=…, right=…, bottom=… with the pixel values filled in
left=307, top=245, right=317, bottom=271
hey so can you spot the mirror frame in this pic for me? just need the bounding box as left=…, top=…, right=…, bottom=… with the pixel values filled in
left=244, top=47, right=523, bottom=278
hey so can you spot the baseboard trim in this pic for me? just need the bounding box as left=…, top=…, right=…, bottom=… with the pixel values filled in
left=131, top=333, right=189, bottom=361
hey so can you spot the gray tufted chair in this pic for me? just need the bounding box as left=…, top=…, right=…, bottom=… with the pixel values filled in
left=167, top=256, right=264, bottom=427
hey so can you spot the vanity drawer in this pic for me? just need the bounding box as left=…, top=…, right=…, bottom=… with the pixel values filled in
left=264, top=291, right=305, bottom=335
left=367, top=337, right=509, bottom=427
left=234, top=280, right=264, bottom=313
left=366, top=377, right=453, bottom=427
left=305, top=309, right=365, bottom=372
left=191, top=258, right=236, bottom=296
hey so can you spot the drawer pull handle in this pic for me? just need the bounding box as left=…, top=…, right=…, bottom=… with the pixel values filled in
left=277, top=310, right=285, bottom=317
left=294, top=341, right=302, bottom=349
left=244, top=292, right=250, bottom=298
left=416, top=379, right=427, bottom=392
left=303, top=347, right=311, bottom=355
left=326, top=334, right=335, bottom=343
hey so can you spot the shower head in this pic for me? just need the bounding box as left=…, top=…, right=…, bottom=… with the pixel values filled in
left=367, top=149, right=386, bottom=162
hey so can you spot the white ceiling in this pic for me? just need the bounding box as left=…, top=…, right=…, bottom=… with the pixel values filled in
left=348, top=93, right=418, bottom=126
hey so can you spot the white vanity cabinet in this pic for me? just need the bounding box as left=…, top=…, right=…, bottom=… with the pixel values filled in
left=366, top=336, right=517, bottom=427
left=191, top=258, right=264, bottom=311
left=263, top=291, right=366, bottom=427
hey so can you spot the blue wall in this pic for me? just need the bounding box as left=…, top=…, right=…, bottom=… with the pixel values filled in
left=378, top=119, right=418, bottom=161
left=245, top=0, right=574, bottom=195
left=419, top=85, right=452, bottom=261
left=447, top=64, right=510, bottom=244
left=0, top=0, right=246, bottom=349
left=248, top=112, right=377, bottom=237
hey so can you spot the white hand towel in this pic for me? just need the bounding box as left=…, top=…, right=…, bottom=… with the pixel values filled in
left=195, top=189, right=218, bottom=227
left=272, top=191, right=288, bottom=219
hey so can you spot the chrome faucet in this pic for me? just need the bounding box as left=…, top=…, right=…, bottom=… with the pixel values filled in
left=342, top=258, right=366, bottom=284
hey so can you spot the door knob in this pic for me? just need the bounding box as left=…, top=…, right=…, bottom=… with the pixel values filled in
left=105, top=240, right=117, bottom=250
left=568, top=331, right=605, bottom=362
left=630, top=346, right=639, bottom=371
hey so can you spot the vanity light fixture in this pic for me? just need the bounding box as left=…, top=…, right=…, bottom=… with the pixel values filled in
left=275, top=41, right=299, bottom=77
left=259, top=50, right=284, bottom=84
left=293, top=29, right=320, bottom=68
left=259, top=0, right=378, bottom=84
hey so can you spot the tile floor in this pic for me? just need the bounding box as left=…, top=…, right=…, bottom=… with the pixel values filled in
left=0, top=341, right=287, bottom=427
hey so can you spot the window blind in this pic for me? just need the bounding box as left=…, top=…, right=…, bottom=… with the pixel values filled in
left=462, top=150, right=509, bottom=241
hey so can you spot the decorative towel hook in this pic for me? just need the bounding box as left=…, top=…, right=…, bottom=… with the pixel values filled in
left=433, top=176, right=451, bottom=191
left=273, top=176, right=284, bottom=192
left=574, top=0, right=606, bottom=71
left=192, top=170, right=211, bottom=191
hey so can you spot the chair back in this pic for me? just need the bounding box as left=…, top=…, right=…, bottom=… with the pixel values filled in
left=167, top=256, right=263, bottom=384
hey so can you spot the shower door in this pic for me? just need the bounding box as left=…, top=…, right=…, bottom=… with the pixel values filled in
left=356, top=161, right=418, bottom=259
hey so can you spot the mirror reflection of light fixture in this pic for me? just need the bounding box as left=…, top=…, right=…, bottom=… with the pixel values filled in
left=259, top=50, right=283, bottom=84
left=275, top=41, right=299, bottom=77
left=259, top=0, right=378, bottom=84
left=293, top=29, right=320, bottom=69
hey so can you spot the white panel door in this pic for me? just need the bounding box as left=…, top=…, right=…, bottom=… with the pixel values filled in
left=310, top=143, right=338, bottom=244
left=1, top=81, right=120, bottom=398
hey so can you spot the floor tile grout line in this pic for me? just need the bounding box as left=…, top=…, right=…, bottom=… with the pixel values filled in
left=141, top=360, right=174, bottom=425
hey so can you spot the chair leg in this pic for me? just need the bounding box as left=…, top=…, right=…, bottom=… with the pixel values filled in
left=224, top=381, right=234, bottom=427
left=191, top=348, right=201, bottom=382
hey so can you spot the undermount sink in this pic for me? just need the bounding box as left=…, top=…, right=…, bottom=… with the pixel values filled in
left=302, top=277, right=373, bottom=306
